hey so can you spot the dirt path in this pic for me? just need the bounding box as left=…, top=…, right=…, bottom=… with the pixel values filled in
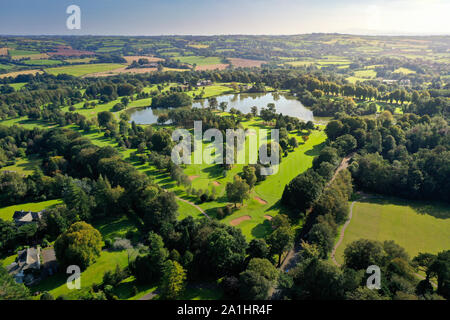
left=331, top=200, right=357, bottom=266
left=175, top=195, right=211, bottom=220
left=161, top=188, right=211, bottom=220
left=138, top=290, right=159, bottom=300
left=327, top=154, right=353, bottom=188
left=280, top=155, right=353, bottom=270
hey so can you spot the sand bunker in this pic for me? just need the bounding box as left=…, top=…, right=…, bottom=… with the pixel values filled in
left=264, top=215, right=273, bottom=220
left=212, top=181, right=220, bottom=186
left=254, top=196, right=268, bottom=205
left=189, top=175, right=200, bottom=181
left=230, top=215, right=251, bottom=226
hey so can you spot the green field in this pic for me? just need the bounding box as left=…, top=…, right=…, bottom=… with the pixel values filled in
left=23, top=59, right=62, bottom=66
left=0, top=63, right=16, bottom=71
left=175, top=56, right=223, bottom=66
left=334, top=197, right=450, bottom=265
left=65, top=58, right=95, bottom=64
left=0, top=199, right=63, bottom=221
left=393, top=67, right=416, bottom=75
left=8, top=49, right=39, bottom=56
left=0, top=155, right=41, bottom=175
left=187, top=84, right=235, bottom=98
left=45, top=63, right=125, bottom=77
left=8, top=82, right=27, bottom=91
left=30, top=250, right=128, bottom=299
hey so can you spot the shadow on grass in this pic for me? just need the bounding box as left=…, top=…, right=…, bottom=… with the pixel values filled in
left=265, top=200, right=302, bottom=223
left=177, top=282, right=223, bottom=300
left=358, top=195, right=450, bottom=220
left=29, top=273, right=67, bottom=294
left=201, top=164, right=224, bottom=179
left=304, top=141, right=326, bottom=157
left=251, top=220, right=273, bottom=238
left=204, top=207, right=219, bottom=219
left=92, top=216, right=138, bottom=240
left=113, top=278, right=158, bottom=300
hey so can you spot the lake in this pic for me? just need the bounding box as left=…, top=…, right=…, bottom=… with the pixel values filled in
left=129, top=92, right=314, bottom=125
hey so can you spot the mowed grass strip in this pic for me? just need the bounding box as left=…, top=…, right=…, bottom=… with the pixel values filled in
left=0, top=199, right=63, bottom=221
left=334, top=198, right=450, bottom=265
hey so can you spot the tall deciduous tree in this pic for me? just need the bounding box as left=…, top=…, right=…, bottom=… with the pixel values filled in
left=267, top=226, right=294, bottom=267
left=226, top=175, right=250, bottom=207
left=54, top=221, right=103, bottom=270
left=160, top=260, right=187, bottom=300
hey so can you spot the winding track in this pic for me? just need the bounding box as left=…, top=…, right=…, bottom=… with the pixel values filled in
left=162, top=188, right=211, bottom=220
left=331, top=200, right=357, bottom=266
left=175, top=195, right=211, bottom=220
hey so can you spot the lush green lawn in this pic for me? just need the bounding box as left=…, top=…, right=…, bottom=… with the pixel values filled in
left=9, top=82, right=27, bottom=91
left=334, top=197, right=450, bottom=265
left=93, top=216, right=139, bottom=242
left=1, top=254, right=17, bottom=267
left=30, top=250, right=129, bottom=299
left=0, top=116, right=51, bottom=129
left=0, top=199, right=63, bottom=221
left=176, top=199, right=204, bottom=220
left=112, top=276, right=158, bottom=300
left=0, top=155, right=41, bottom=176
left=45, top=63, right=125, bottom=77
left=187, top=84, right=235, bottom=98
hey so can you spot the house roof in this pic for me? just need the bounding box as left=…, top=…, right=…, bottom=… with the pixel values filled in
left=13, top=210, right=44, bottom=225
left=14, top=247, right=40, bottom=272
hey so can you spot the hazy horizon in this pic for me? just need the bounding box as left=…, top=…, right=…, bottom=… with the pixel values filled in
left=0, top=0, right=449, bottom=36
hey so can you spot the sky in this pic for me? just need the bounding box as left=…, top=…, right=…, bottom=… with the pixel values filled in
left=0, top=0, right=449, bottom=36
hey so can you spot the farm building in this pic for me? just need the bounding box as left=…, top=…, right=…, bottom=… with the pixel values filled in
left=196, top=79, right=213, bottom=87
